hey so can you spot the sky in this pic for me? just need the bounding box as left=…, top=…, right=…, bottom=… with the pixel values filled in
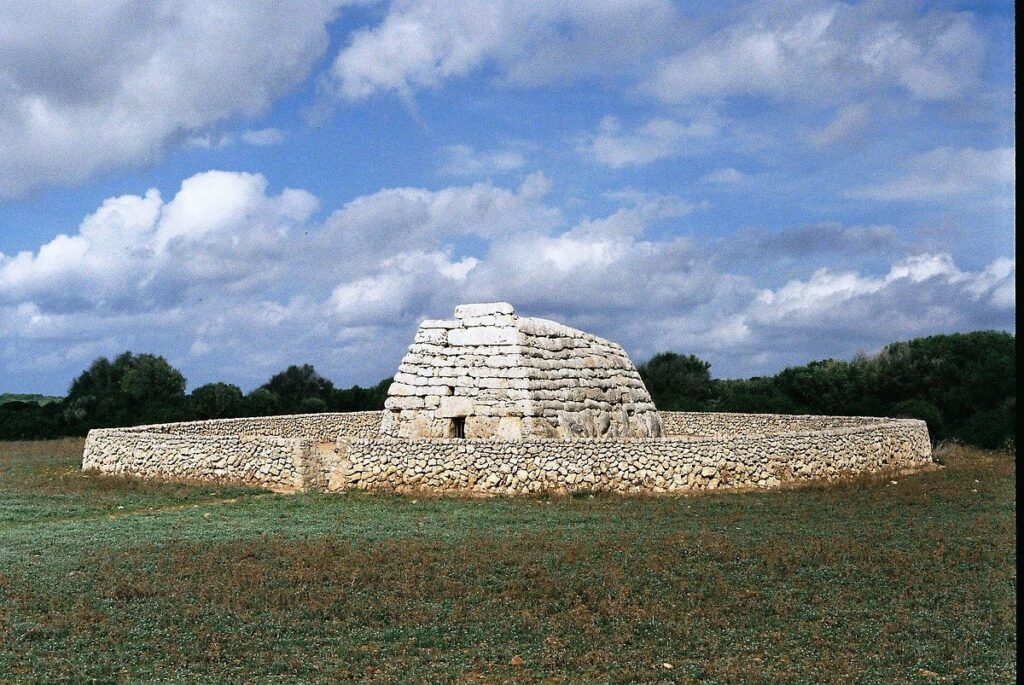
left=0, top=0, right=1016, bottom=395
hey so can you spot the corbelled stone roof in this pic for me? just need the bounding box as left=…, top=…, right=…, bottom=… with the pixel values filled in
left=381, top=302, right=662, bottom=440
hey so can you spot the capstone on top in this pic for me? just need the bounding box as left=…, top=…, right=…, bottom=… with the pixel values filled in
left=380, top=303, right=662, bottom=440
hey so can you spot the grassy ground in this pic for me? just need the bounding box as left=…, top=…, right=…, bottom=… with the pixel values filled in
left=0, top=440, right=1015, bottom=684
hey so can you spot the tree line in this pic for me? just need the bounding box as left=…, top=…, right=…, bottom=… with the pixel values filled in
left=0, top=355, right=391, bottom=440
left=638, top=330, right=1015, bottom=450
left=1, top=330, right=1014, bottom=450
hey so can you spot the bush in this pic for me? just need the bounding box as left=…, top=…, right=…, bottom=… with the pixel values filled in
left=890, top=399, right=944, bottom=441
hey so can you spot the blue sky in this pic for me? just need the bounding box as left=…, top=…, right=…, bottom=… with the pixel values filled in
left=0, top=0, right=1015, bottom=394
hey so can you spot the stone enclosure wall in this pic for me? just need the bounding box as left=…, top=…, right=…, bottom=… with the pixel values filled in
left=112, top=412, right=382, bottom=441
left=83, top=411, right=933, bottom=495
left=81, top=412, right=381, bottom=490
left=340, top=419, right=932, bottom=495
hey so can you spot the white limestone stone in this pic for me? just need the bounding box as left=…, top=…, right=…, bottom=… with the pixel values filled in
left=459, top=314, right=517, bottom=327
left=415, top=328, right=448, bottom=345
left=454, top=302, right=515, bottom=318
left=447, top=326, right=521, bottom=346
left=420, top=319, right=461, bottom=329
left=437, top=396, right=475, bottom=418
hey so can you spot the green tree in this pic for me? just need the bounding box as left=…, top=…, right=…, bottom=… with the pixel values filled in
left=63, top=352, right=187, bottom=429
left=0, top=400, right=63, bottom=440
left=638, top=353, right=713, bottom=411
left=244, top=388, right=280, bottom=416
left=771, top=359, right=871, bottom=416
left=333, top=377, right=393, bottom=412
left=260, top=364, right=336, bottom=414
left=190, top=383, right=244, bottom=419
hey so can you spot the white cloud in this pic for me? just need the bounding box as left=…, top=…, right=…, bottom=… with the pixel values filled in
left=438, top=144, right=526, bottom=176
left=329, top=0, right=680, bottom=100
left=0, top=170, right=1014, bottom=392
left=578, top=116, right=717, bottom=168
left=744, top=254, right=1015, bottom=343
left=806, top=102, right=871, bottom=148
left=0, top=171, right=317, bottom=312
left=0, top=1, right=345, bottom=198
left=702, top=167, right=746, bottom=184
left=331, top=251, right=478, bottom=325
left=850, top=146, right=1015, bottom=200
left=645, top=3, right=983, bottom=104
left=241, top=128, right=287, bottom=146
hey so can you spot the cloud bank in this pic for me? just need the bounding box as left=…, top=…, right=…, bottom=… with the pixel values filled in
left=0, top=0, right=344, bottom=198
left=1, top=170, right=1014, bottom=393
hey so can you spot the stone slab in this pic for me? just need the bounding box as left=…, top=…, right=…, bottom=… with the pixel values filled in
left=454, top=302, right=515, bottom=318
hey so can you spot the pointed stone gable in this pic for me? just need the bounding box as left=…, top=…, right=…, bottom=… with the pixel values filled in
left=381, top=302, right=663, bottom=439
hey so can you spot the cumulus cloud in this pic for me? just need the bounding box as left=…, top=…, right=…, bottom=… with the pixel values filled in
left=241, top=128, right=287, bottom=146
left=736, top=222, right=899, bottom=259
left=806, top=102, right=872, bottom=148
left=702, top=167, right=746, bottom=184
left=0, top=1, right=344, bottom=198
left=849, top=146, right=1015, bottom=200
left=735, top=254, right=1015, bottom=363
left=0, top=170, right=1014, bottom=392
left=0, top=171, right=318, bottom=312
left=438, top=144, right=526, bottom=176
left=645, top=3, right=983, bottom=104
left=329, top=0, right=680, bottom=100
left=577, top=116, right=717, bottom=168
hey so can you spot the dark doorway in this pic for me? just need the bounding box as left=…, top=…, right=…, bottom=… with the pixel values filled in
left=451, top=416, right=466, bottom=438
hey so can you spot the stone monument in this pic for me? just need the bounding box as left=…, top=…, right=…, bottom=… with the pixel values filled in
left=380, top=302, right=663, bottom=440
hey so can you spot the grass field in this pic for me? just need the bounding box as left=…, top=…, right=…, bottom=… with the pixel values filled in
left=0, top=440, right=1015, bottom=683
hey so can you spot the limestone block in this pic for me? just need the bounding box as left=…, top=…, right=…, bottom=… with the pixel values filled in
left=485, top=354, right=520, bottom=368
left=420, top=319, right=461, bottom=329
left=387, top=383, right=419, bottom=396
left=466, top=416, right=498, bottom=438
left=393, top=372, right=430, bottom=386
left=437, top=396, right=475, bottom=418
left=496, top=416, right=523, bottom=440
left=415, top=328, right=448, bottom=345
left=517, top=317, right=570, bottom=337
left=385, top=396, right=425, bottom=410
left=447, top=326, right=521, bottom=346
left=460, top=314, right=517, bottom=327
left=454, top=302, right=515, bottom=318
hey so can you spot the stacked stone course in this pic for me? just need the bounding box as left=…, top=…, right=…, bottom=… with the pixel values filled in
left=658, top=411, right=887, bottom=437
left=381, top=303, right=662, bottom=440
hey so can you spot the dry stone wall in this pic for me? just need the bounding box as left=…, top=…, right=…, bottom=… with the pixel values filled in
left=658, top=411, right=888, bottom=437
left=82, top=410, right=933, bottom=494
left=81, top=412, right=383, bottom=490
left=111, top=411, right=382, bottom=442
left=340, top=419, right=932, bottom=495
left=82, top=429, right=317, bottom=490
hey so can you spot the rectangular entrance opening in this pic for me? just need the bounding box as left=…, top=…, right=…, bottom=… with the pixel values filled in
left=451, top=416, right=466, bottom=439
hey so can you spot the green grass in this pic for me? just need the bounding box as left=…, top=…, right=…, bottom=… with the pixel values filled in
left=0, top=440, right=1015, bottom=683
